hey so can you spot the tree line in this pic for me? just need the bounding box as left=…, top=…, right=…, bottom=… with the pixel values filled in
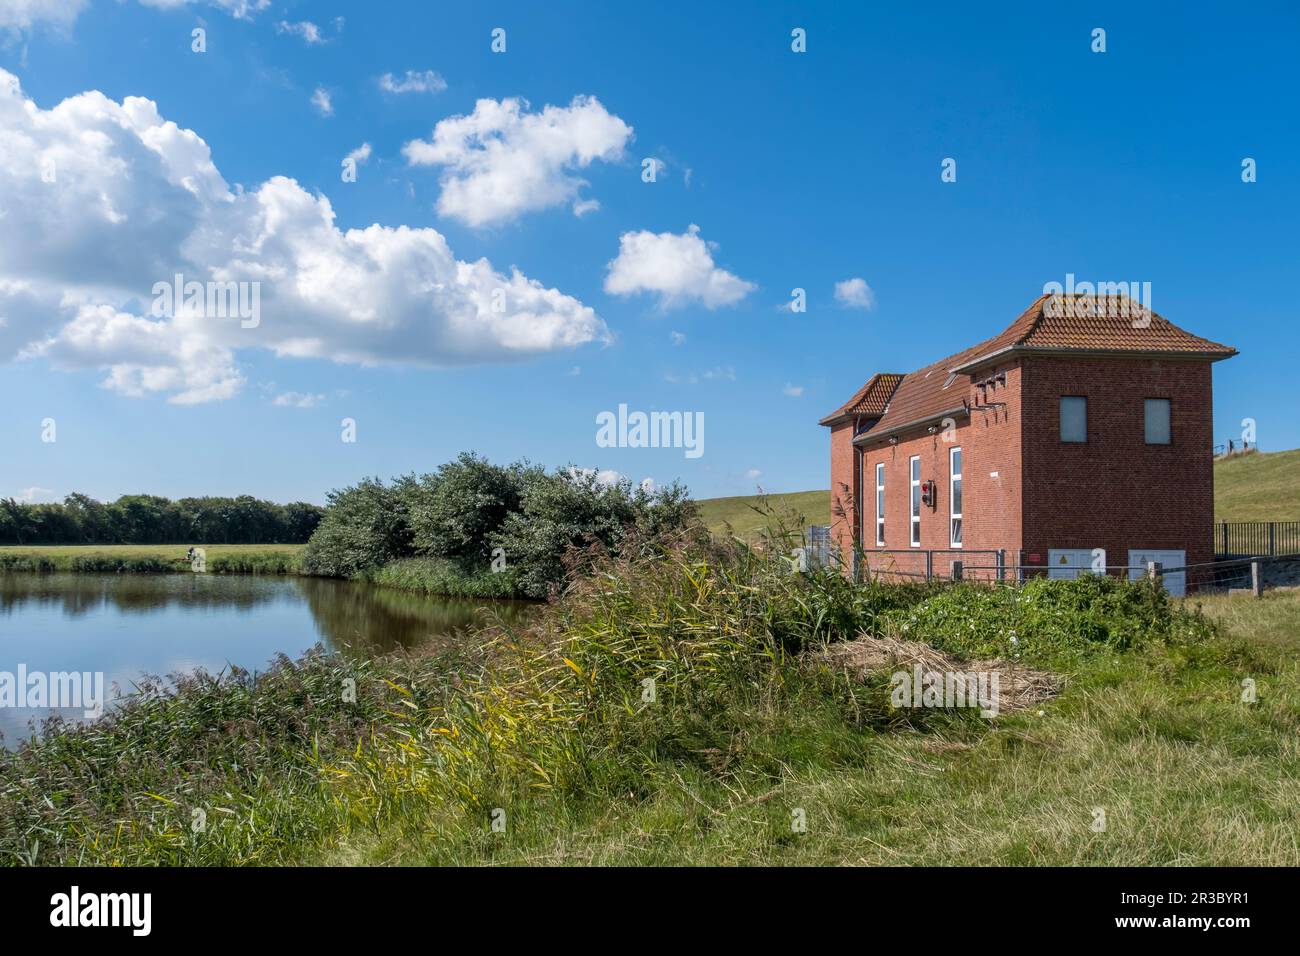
left=0, top=493, right=325, bottom=546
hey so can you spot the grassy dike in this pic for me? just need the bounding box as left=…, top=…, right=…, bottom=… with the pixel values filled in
left=2, top=532, right=1297, bottom=866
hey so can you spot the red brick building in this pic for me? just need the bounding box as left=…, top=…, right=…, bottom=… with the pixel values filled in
left=820, top=294, right=1237, bottom=592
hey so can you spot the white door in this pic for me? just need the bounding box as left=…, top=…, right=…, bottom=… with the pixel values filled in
left=1128, top=549, right=1186, bottom=597
left=1048, top=548, right=1105, bottom=580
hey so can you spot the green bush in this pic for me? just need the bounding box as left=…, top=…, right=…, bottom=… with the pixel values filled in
left=299, top=477, right=415, bottom=578
left=493, top=469, right=696, bottom=599
left=300, top=458, right=697, bottom=599
left=406, top=454, right=528, bottom=564
left=887, top=574, right=1212, bottom=666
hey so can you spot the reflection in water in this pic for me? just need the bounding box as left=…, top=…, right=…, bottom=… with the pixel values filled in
left=295, top=576, right=529, bottom=655
left=0, top=572, right=533, bottom=745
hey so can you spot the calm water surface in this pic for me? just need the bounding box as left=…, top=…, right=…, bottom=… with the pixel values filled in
left=0, top=573, right=531, bottom=746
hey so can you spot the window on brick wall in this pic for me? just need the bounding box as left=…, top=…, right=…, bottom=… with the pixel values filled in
left=1060, top=396, right=1087, bottom=443
left=1145, top=398, right=1171, bottom=444
left=949, top=447, right=963, bottom=547
left=875, top=463, right=885, bottom=546
left=910, top=456, right=921, bottom=547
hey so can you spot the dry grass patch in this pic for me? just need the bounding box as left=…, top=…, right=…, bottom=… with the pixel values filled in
left=810, top=634, right=1062, bottom=716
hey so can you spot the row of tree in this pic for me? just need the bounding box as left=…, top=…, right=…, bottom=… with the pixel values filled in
left=300, top=453, right=696, bottom=597
left=0, top=493, right=325, bottom=545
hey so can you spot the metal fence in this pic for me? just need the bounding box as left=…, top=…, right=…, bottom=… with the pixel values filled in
left=798, top=530, right=1299, bottom=595
left=858, top=548, right=1004, bottom=582
left=804, top=525, right=833, bottom=569
left=1215, top=521, right=1300, bottom=557
left=851, top=549, right=1300, bottom=597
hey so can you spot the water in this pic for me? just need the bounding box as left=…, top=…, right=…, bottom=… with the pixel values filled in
left=0, top=573, right=532, bottom=746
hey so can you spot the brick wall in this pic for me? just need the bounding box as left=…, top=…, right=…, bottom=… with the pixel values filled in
left=828, top=353, right=1219, bottom=580
left=855, top=360, right=1025, bottom=579
left=828, top=420, right=859, bottom=565
left=1020, top=356, right=1216, bottom=569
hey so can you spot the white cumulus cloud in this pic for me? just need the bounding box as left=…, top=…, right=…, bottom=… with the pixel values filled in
left=138, top=0, right=269, bottom=19
left=344, top=142, right=372, bottom=166
left=604, top=225, right=755, bottom=310
left=2, top=1, right=267, bottom=35
left=0, top=0, right=87, bottom=32
left=273, top=391, right=325, bottom=408
left=277, top=20, right=324, bottom=44
left=378, top=70, right=447, bottom=95
left=834, top=277, right=876, bottom=310
left=310, top=87, right=333, bottom=116
left=13, top=485, right=55, bottom=503
left=0, top=69, right=608, bottom=404
left=403, top=95, right=632, bottom=227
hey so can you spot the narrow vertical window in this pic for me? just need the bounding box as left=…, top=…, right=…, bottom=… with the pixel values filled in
left=1060, top=396, right=1087, bottom=443
left=1145, top=398, right=1171, bottom=444
left=875, top=463, right=885, bottom=546
left=910, top=456, right=921, bottom=547
left=949, top=447, right=963, bottom=547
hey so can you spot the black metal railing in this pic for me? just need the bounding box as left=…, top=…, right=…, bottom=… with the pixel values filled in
left=1214, top=521, right=1300, bottom=557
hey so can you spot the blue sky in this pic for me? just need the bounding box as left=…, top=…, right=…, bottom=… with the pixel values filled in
left=1, top=0, right=1296, bottom=506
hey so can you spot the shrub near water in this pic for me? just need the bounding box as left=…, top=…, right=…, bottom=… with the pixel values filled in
left=300, top=455, right=696, bottom=598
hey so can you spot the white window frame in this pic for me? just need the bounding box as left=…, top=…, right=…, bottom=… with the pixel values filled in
left=909, top=456, right=921, bottom=547
left=949, top=446, right=963, bottom=548
left=1144, top=398, right=1171, bottom=445
left=875, top=463, right=885, bottom=546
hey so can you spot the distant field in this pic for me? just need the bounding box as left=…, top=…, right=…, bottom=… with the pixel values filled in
left=1214, top=449, right=1300, bottom=521
left=693, top=490, right=831, bottom=537
left=0, top=543, right=303, bottom=558
left=693, top=448, right=1300, bottom=535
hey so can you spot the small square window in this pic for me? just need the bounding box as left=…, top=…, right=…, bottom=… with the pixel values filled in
left=1060, top=396, right=1087, bottom=443
left=1145, top=398, right=1171, bottom=444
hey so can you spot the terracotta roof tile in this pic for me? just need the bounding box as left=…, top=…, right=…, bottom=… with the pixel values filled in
left=954, top=294, right=1237, bottom=368
left=821, top=294, right=1237, bottom=442
left=817, top=372, right=903, bottom=425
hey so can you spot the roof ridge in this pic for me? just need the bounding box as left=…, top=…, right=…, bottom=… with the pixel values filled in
left=1005, top=293, right=1050, bottom=348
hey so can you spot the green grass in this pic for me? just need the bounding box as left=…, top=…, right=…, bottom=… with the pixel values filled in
left=693, top=446, right=1300, bottom=533
left=0, top=544, right=302, bottom=574
left=0, top=543, right=302, bottom=558
left=6, top=528, right=1298, bottom=867
left=330, top=584, right=1299, bottom=866
left=361, top=556, right=523, bottom=600
left=693, top=490, right=831, bottom=537
left=1214, top=448, right=1300, bottom=520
